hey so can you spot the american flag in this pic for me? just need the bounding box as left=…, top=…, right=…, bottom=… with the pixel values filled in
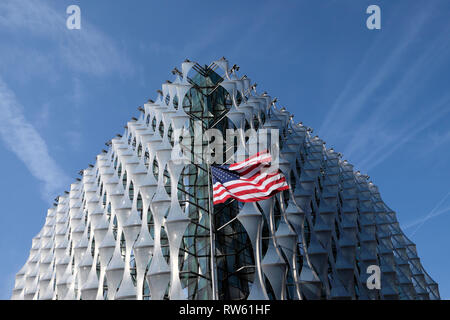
left=211, top=150, right=289, bottom=205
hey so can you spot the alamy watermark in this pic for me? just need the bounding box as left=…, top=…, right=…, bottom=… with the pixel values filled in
left=165, top=121, right=281, bottom=172
left=366, top=5, right=381, bottom=30
left=366, top=265, right=381, bottom=290
left=65, top=5, right=380, bottom=31
left=66, top=5, right=81, bottom=30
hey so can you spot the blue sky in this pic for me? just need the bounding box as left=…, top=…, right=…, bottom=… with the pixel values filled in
left=0, top=0, right=449, bottom=299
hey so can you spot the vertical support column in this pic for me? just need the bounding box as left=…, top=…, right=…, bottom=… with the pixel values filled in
left=207, top=163, right=218, bottom=300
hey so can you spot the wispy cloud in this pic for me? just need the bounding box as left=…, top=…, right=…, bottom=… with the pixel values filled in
left=405, top=206, right=450, bottom=231
left=421, top=130, right=450, bottom=155
left=0, top=0, right=133, bottom=77
left=343, top=18, right=450, bottom=164
left=0, top=0, right=136, bottom=201
left=319, top=4, right=433, bottom=138
left=356, top=95, right=450, bottom=171
left=34, top=102, right=52, bottom=130
left=318, top=3, right=450, bottom=173
left=0, top=45, right=59, bottom=84
left=0, top=76, right=71, bottom=201
left=404, top=190, right=450, bottom=237
left=63, top=78, right=84, bottom=151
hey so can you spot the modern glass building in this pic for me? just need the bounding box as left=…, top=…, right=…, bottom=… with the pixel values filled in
left=11, top=59, right=440, bottom=300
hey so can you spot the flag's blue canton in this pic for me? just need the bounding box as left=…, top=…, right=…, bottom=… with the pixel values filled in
left=211, top=165, right=240, bottom=184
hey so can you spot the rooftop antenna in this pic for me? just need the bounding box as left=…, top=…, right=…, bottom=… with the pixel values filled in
left=172, top=67, right=183, bottom=77
left=230, top=64, right=240, bottom=73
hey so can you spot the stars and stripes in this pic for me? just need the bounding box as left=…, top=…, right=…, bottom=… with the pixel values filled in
left=211, top=150, right=289, bottom=205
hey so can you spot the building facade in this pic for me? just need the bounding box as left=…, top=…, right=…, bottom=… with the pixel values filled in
left=11, top=59, right=440, bottom=300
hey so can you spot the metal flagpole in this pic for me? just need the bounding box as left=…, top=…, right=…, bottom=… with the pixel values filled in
left=206, top=162, right=219, bottom=300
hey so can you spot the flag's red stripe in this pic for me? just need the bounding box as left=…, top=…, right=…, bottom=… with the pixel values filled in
left=212, top=176, right=284, bottom=198
left=212, top=172, right=282, bottom=192
left=213, top=177, right=287, bottom=199
left=239, top=164, right=278, bottom=180
left=231, top=156, right=271, bottom=172
left=236, top=161, right=272, bottom=177
left=212, top=172, right=281, bottom=191
left=213, top=185, right=289, bottom=205
left=230, top=149, right=268, bottom=167
left=229, top=150, right=270, bottom=171
left=213, top=181, right=289, bottom=204
left=233, top=156, right=272, bottom=173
